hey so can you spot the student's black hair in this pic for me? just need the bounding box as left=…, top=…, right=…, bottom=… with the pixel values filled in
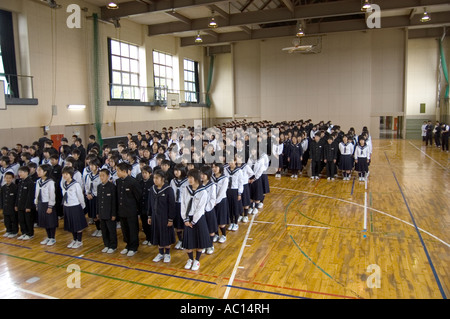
left=18, top=166, right=30, bottom=174
left=99, top=168, right=111, bottom=176
left=4, top=171, right=14, bottom=179
left=200, top=165, right=212, bottom=180
left=62, top=166, right=74, bottom=178
left=116, top=162, right=130, bottom=172
left=187, top=168, right=202, bottom=185
left=153, top=169, right=167, bottom=181
left=161, top=159, right=171, bottom=167
left=173, top=163, right=187, bottom=179
left=0, top=156, right=11, bottom=164
left=89, top=158, right=101, bottom=168
left=212, top=162, right=224, bottom=175
left=27, top=162, right=37, bottom=169
left=39, top=164, right=52, bottom=177
left=50, top=154, right=59, bottom=161
left=141, top=165, right=153, bottom=175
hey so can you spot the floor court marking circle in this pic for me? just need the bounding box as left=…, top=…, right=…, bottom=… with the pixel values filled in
left=271, top=186, right=450, bottom=248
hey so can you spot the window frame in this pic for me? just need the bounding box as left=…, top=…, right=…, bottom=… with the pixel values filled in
left=183, top=58, right=199, bottom=103
left=152, top=50, right=174, bottom=102
left=108, top=38, right=141, bottom=101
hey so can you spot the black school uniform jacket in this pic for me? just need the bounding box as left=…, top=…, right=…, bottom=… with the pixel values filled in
left=310, top=140, right=324, bottom=161
left=116, top=176, right=142, bottom=218
left=0, top=183, right=18, bottom=215
left=139, top=177, right=154, bottom=213
left=147, top=184, right=176, bottom=221
left=97, top=181, right=117, bottom=220
left=15, top=176, right=35, bottom=211
left=323, top=143, right=338, bottom=162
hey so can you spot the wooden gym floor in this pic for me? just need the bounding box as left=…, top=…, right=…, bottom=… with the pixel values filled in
left=0, top=139, right=448, bottom=299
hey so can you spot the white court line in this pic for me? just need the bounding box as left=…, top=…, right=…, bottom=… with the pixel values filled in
left=272, top=186, right=450, bottom=248
left=14, top=287, right=58, bottom=299
left=223, top=213, right=256, bottom=299
left=408, top=141, right=448, bottom=171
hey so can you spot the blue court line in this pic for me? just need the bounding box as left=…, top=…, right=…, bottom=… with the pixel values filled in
left=223, top=285, right=310, bottom=299
left=350, top=177, right=355, bottom=195
left=45, top=250, right=217, bottom=286
left=0, top=240, right=32, bottom=250
left=384, top=152, right=447, bottom=299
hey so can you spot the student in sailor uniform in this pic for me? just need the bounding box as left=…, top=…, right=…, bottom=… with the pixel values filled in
left=181, top=168, right=212, bottom=271
left=287, top=136, right=303, bottom=179
left=354, top=138, right=370, bottom=181
left=116, top=162, right=142, bottom=257
left=1, top=172, right=18, bottom=238
left=106, top=154, right=119, bottom=184
left=148, top=169, right=176, bottom=263
left=170, top=164, right=188, bottom=250
left=247, top=148, right=264, bottom=215
left=259, top=150, right=270, bottom=208
left=139, top=165, right=153, bottom=246
left=64, top=157, right=84, bottom=189
left=338, top=135, right=354, bottom=181
left=61, top=166, right=87, bottom=249
left=0, top=156, right=15, bottom=187
left=236, top=153, right=254, bottom=223
left=85, top=159, right=102, bottom=237
left=97, top=169, right=117, bottom=253
left=200, top=165, right=218, bottom=255
left=128, top=152, right=141, bottom=178
left=15, top=166, right=35, bottom=240
left=272, top=136, right=284, bottom=178
left=212, top=162, right=229, bottom=243
left=225, top=158, right=244, bottom=232
left=441, top=123, right=449, bottom=152
left=300, top=131, right=309, bottom=174
left=35, top=164, right=58, bottom=246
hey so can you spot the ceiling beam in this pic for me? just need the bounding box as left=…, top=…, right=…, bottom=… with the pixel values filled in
left=101, top=0, right=232, bottom=20
left=165, top=11, right=192, bottom=25
left=180, top=11, right=450, bottom=46
left=147, top=0, right=450, bottom=36
left=281, top=0, right=295, bottom=13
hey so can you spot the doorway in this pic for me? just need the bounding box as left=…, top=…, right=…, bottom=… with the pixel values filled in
left=379, top=116, right=402, bottom=139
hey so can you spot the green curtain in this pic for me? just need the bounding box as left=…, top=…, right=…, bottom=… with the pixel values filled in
left=439, top=38, right=449, bottom=100
left=205, top=55, right=214, bottom=108
left=92, top=14, right=103, bottom=149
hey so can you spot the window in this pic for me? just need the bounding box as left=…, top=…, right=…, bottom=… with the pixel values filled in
left=153, top=50, right=173, bottom=101
left=108, top=38, right=140, bottom=100
left=184, top=59, right=199, bottom=103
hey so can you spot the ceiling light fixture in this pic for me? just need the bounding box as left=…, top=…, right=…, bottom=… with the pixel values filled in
left=420, top=8, right=431, bottom=23
left=67, top=104, right=86, bottom=110
left=195, top=32, right=203, bottom=43
left=107, top=2, right=119, bottom=10
left=208, top=11, right=217, bottom=28
left=361, top=0, right=372, bottom=12
left=296, top=25, right=305, bottom=37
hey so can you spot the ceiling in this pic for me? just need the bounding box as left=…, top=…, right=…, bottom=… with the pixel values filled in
left=83, top=0, right=450, bottom=46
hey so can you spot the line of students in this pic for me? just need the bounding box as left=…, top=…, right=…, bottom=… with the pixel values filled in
left=1, top=147, right=269, bottom=272
left=274, top=125, right=372, bottom=181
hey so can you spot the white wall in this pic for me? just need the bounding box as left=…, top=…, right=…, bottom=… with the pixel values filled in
left=213, top=28, right=406, bottom=135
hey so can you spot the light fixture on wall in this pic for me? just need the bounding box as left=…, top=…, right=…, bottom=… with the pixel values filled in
left=208, top=11, right=217, bottom=28
left=420, top=8, right=431, bottom=23
left=195, top=32, right=203, bottom=43
left=107, top=2, right=119, bottom=9
left=361, top=0, right=372, bottom=12
left=67, top=104, right=86, bottom=110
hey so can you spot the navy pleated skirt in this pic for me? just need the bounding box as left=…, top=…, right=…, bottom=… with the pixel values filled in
left=250, top=178, right=264, bottom=201
left=215, top=198, right=229, bottom=225
left=64, top=204, right=88, bottom=233
left=182, top=215, right=212, bottom=250
left=339, top=154, right=354, bottom=171
left=205, top=208, right=218, bottom=234
left=37, top=202, right=59, bottom=229
left=173, top=202, right=184, bottom=230
left=241, top=184, right=251, bottom=207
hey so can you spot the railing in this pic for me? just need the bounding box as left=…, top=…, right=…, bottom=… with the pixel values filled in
left=0, top=73, right=35, bottom=100
left=108, top=84, right=207, bottom=106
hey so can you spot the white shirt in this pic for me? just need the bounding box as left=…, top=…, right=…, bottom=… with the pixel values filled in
left=34, top=178, right=56, bottom=207
left=225, top=166, right=244, bottom=195
left=130, top=162, right=141, bottom=178
left=180, top=185, right=207, bottom=225
left=62, top=180, right=86, bottom=209
left=339, top=142, right=354, bottom=156
left=203, top=180, right=217, bottom=212
left=213, top=174, right=228, bottom=204
left=238, top=163, right=254, bottom=185
left=85, top=171, right=101, bottom=197
left=170, top=178, right=188, bottom=203
left=354, top=145, right=371, bottom=160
